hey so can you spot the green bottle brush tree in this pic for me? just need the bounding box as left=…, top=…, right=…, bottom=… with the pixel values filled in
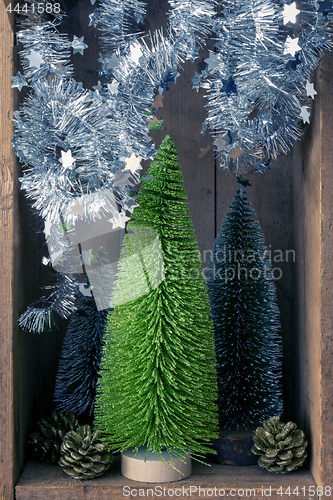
left=94, top=135, right=218, bottom=462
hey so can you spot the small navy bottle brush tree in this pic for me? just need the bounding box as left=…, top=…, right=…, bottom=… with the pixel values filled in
left=206, top=176, right=283, bottom=463
left=94, top=135, right=219, bottom=481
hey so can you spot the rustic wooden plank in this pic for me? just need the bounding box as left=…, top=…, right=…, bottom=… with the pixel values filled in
left=317, top=50, right=333, bottom=488
left=316, top=49, right=333, bottom=487
left=291, top=49, right=333, bottom=487
left=291, top=86, right=321, bottom=490
left=0, top=4, right=46, bottom=500
left=0, top=3, right=17, bottom=499
left=16, top=459, right=318, bottom=500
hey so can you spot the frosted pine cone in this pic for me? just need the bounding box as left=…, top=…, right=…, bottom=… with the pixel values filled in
left=251, top=416, right=308, bottom=473
left=59, top=425, right=113, bottom=480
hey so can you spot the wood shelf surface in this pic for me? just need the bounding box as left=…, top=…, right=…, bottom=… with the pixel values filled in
left=15, top=457, right=318, bottom=500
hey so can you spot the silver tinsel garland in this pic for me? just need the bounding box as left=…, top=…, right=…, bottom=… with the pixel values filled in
left=168, top=0, right=217, bottom=60
left=91, top=0, right=147, bottom=60
left=198, top=0, right=333, bottom=171
left=14, top=0, right=216, bottom=332
left=15, top=0, right=63, bottom=31
left=92, top=0, right=216, bottom=158
left=17, top=21, right=73, bottom=82
left=18, top=272, right=77, bottom=333
left=13, top=77, right=121, bottom=221
left=12, top=0, right=333, bottom=330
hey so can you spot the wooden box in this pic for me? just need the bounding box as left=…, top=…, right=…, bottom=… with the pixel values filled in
left=0, top=1, right=332, bottom=498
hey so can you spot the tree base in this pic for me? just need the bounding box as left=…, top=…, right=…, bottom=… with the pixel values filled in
left=208, top=428, right=258, bottom=466
left=121, top=446, right=191, bottom=483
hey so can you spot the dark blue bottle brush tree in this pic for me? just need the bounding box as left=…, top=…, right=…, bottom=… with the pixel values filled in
left=207, top=183, right=283, bottom=430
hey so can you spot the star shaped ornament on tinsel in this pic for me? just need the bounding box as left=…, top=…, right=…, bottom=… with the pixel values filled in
left=197, top=57, right=208, bottom=74
left=129, top=42, right=143, bottom=64
left=60, top=149, right=75, bottom=170
left=92, top=81, right=103, bottom=91
left=300, top=106, right=310, bottom=124
left=306, top=82, right=317, bottom=99
left=107, top=80, right=119, bottom=95
left=109, top=211, right=130, bottom=229
left=204, top=51, right=221, bottom=72
left=72, top=35, right=88, bottom=55
left=11, top=71, right=28, bottom=91
left=113, top=169, right=133, bottom=189
left=283, top=2, right=300, bottom=24
left=27, top=49, right=44, bottom=69
left=284, top=36, right=302, bottom=57
left=159, top=66, right=181, bottom=93
left=192, top=73, right=203, bottom=91
left=220, top=76, right=238, bottom=97
left=123, top=198, right=139, bottom=213
left=124, top=153, right=143, bottom=174
left=285, top=53, right=302, bottom=71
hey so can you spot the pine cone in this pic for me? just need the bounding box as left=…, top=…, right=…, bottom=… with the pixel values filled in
left=59, top=425, right=113, bottom=480
left=251, top=416, right=308, bottom=473
left=28, top=411, right=80, bottom=464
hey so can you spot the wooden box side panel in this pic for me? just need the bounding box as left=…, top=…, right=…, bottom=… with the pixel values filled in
left=292, top=50, right=333, bottom=486
left=0, top=3, right=43, bottom=499
left=318, top=50, right=333, bottom=486
left=0, top=3, right=18, bottom=499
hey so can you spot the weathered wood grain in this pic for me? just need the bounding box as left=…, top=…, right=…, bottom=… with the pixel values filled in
left=317, top=49, right=333, bottom=488
left=0, top=3, right=17, bottom=499
left=292, top=48, right=333, bottom=487
left=15, top=459, right=318, bottom=500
